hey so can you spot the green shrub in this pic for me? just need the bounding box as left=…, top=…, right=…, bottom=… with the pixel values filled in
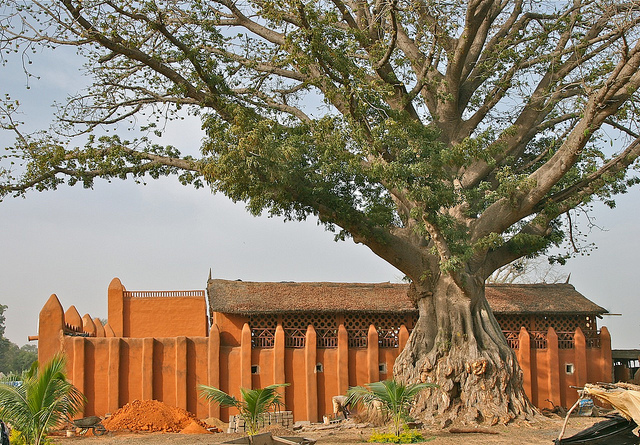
left=367, top=428, right=433, bottom=443
left=9, top=429, right=25, bottom=445
left=9, top=430, right=53, bottom=445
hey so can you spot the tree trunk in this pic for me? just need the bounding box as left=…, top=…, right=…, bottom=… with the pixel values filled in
left=394, top=274, right=537, bottom=426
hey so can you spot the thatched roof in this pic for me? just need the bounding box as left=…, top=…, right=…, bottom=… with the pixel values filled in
left=485, top=283, right=607, bottom=314
left=207, top=280, right=607, bottom=316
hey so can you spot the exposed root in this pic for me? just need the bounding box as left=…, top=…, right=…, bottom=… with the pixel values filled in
left=394, top=279, right=538, bottom=427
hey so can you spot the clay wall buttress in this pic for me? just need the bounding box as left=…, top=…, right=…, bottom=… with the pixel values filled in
left=337, top=324, right=349, bottom=395
left=546, top=328, right=561, bottom=410
left=38, top=295, right=66, bottom=365
left=398, top=325, right=409, bottom=352
left=207, top=325, right=221, bottom=419
left=108, top=278, right=125, bottom=337
left=141, top=338, right=154, bottom=400
left=367, top=325, right=379, bottom=384
left=600, top=327, right=613, bottom=382
left=240, top=324, right=252, bottom=390
left=574, top=328, right=588, bottom=390
left=304, top=325, right=318, bottom=423
left=274, top=325, right=286, bottom=404
left=175, top=337, right=188, bottom=410
left=517, top=327, right=532, bottom=402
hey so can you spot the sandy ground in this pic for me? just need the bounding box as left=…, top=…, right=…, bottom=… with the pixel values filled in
left=49, top=415, right=606, bottom=445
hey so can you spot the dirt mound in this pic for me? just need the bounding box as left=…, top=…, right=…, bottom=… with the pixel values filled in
left=180, top=420, right=213, bottom=434
left=103, top=399, right=206, bottom=433
left=202, top=417, right=228, bottom=430
left=263, top=424, right=295, bottom=437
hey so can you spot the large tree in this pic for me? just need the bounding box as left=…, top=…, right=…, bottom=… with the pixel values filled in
left=1, top=0, right=640, bottom=425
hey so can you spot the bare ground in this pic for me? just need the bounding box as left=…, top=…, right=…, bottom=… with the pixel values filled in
left=49, top=415, right=605, bottom=445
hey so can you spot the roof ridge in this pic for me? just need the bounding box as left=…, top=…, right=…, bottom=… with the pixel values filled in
left=208, top=279, right=606, bottom=315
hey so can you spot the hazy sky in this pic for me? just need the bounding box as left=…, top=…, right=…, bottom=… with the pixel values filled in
left=1, top=47, right=638, bottom=350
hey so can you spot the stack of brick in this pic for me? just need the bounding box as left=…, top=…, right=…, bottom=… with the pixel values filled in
left=227, top=411, right=294, bottom=433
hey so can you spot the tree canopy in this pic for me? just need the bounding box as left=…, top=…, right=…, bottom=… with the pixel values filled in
left=0, top=305, right=38, bottom=374
left=1, top=0, right=639, bottom=284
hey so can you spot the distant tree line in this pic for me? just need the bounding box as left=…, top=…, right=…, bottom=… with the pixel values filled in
left=0, top=304, right=37, bottom=374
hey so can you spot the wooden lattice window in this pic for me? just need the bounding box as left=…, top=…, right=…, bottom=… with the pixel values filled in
left=535, top=314, right=587, bottom=332
left=249, top=314, right=278, bottom=328
left=249, top=314, right=277, bottom=348
left=494, top=314, right=530, bottom=332
left=347, top=328, right=368, bottom=348
left=557, top=331, right=575, bottom=349
left=344, top=313, right=407, bottom=348
left=496, top=313, right=603, bottom=350
left=317, top=328, right=339, bottom=348
left=378, top=328, right=400, bottom=348
left=345, top=313, right=371, bottom=348
left=530, top=331, right=548, bottom=349
left=284, top=328, right=306, bottom=348
left=586, top=330, right=601, bottom=348
left=535, top=314, right=600, bottom=349
left=281, top=313, right=338, bottom=349
left=503, top=331, right=520, bottom=349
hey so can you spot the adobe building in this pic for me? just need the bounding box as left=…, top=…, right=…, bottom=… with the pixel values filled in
left=35, top=277, right=612, bottom=422
left=612, top=349, right=640, bottom=383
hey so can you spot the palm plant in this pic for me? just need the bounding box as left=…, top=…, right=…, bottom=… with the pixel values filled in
left=199, top=383, right=288, bottom=436
left=347, top=379, right=435, bottom=437
left=0, top=354, right=85, bottom=445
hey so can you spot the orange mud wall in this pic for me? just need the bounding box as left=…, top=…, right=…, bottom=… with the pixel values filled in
left=107, top=278, right=208, bottom=338
left=517, top=326, right=613, bottom=409
left=37, top=279, right=613, bottom=422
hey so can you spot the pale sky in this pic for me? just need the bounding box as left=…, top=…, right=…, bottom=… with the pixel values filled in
left=1, top=48, right=638, bottom=350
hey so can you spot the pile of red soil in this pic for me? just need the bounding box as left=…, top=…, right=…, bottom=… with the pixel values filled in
left=102, top=399, right=215, bottom=433
left=180, top=420, right=213, bottom=434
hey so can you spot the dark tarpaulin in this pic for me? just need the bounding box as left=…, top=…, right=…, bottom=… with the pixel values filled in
left=555, top=415, right=640, bottom=444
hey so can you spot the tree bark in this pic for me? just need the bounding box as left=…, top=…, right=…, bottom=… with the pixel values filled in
left=394, top=274, right=536, bottom=426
